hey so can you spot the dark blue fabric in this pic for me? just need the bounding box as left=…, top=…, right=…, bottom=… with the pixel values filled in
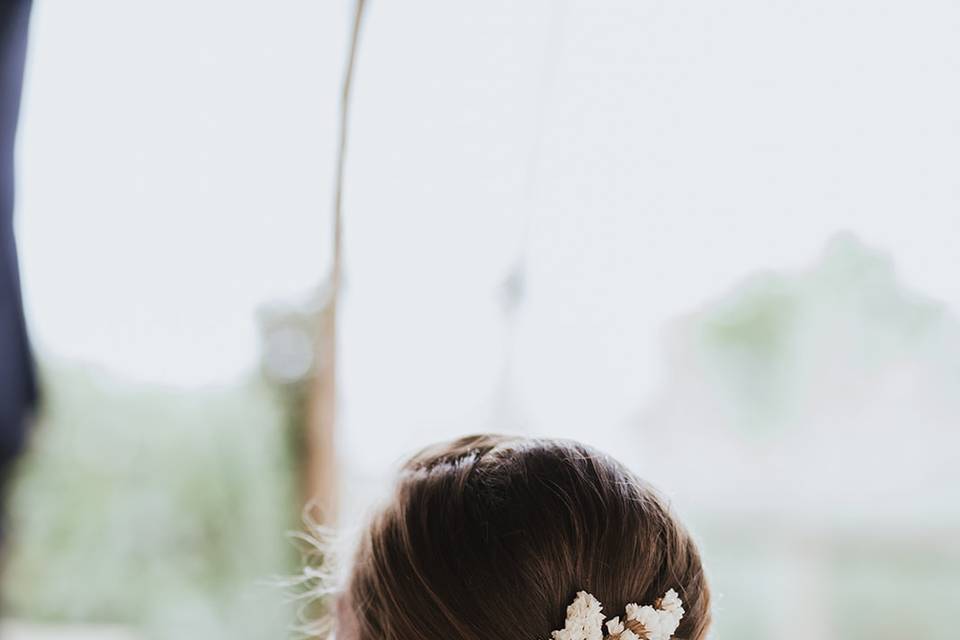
left=0, top=0, right=36, bottom=473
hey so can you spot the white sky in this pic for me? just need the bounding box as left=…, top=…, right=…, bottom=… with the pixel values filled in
left=16, top=0, right=960, bottom=471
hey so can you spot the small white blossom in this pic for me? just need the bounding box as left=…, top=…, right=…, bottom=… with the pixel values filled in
left=605, top=616, right=639, bottom=640
left=550, top=591, right=605, bottom=640
left=658, top=590, right=684, bottom=618
left=622, top=590, right=684, bottom=640
left=606, top=617, right=624, bottom=636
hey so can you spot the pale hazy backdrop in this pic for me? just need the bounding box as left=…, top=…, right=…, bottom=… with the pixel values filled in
left=8, top=2, right=959, bottom=639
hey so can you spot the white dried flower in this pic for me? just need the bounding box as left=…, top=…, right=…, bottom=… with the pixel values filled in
left=623, top=590, right=684, bottom=640
left=550, top=591, right=605, bottom=640
left=606, top=617, right=624, bottom=636
left=658, top=589, right=685, bottom=618
left=605, top=616, right=640, bottom=640
left=550, top=589, right=684, bottom=640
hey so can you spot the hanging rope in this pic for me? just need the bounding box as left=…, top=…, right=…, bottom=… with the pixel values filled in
left=306, top=0, right=368, bottom=523
left=494, top=0, right=568, bottom=430
left=332, top=0, right=367, bottom=295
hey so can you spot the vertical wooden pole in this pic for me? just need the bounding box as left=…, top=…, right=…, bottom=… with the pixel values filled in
left=305, top=0, right=367, bottom=523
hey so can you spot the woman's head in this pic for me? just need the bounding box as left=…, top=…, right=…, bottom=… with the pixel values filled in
left=342, top=434, right=711, bottom=640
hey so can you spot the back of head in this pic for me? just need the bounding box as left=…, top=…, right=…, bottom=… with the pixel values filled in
left=344, top=434, right=711, bottom=640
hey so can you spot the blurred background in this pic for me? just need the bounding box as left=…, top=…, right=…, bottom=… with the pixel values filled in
left=2, top=1, right=959, bottom=639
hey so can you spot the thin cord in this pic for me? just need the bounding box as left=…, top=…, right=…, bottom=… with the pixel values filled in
left=307, top=0, right=368, bottom=522
left=515, top=0, right=568, bottom=270
left=494, top=0, right=568, bottom=431
left=332, top=0, right=368, bottom=293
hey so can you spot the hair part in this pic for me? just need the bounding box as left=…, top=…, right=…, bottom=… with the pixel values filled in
left=345, top=434, right=712, bottom=640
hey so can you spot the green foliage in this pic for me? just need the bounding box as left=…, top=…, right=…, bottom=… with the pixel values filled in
left=704, top=277, right=797, bottom=362
left=691, top=234, right=949, bottom=432
left=2, top=363, right=299, bottom=640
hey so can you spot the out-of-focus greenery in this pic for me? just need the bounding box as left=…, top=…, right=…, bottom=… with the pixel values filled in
left=645, top=234, right=960, bottom=639
left=2, top=364, right=300, bottom=640
left=696, top=233, right=950, bottom=432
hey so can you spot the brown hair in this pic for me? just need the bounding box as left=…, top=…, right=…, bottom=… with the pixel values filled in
left=343, top=434, right=711, bottom=640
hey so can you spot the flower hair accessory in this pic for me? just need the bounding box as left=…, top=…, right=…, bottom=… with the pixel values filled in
left=550, top=590, right=685, bottom=640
